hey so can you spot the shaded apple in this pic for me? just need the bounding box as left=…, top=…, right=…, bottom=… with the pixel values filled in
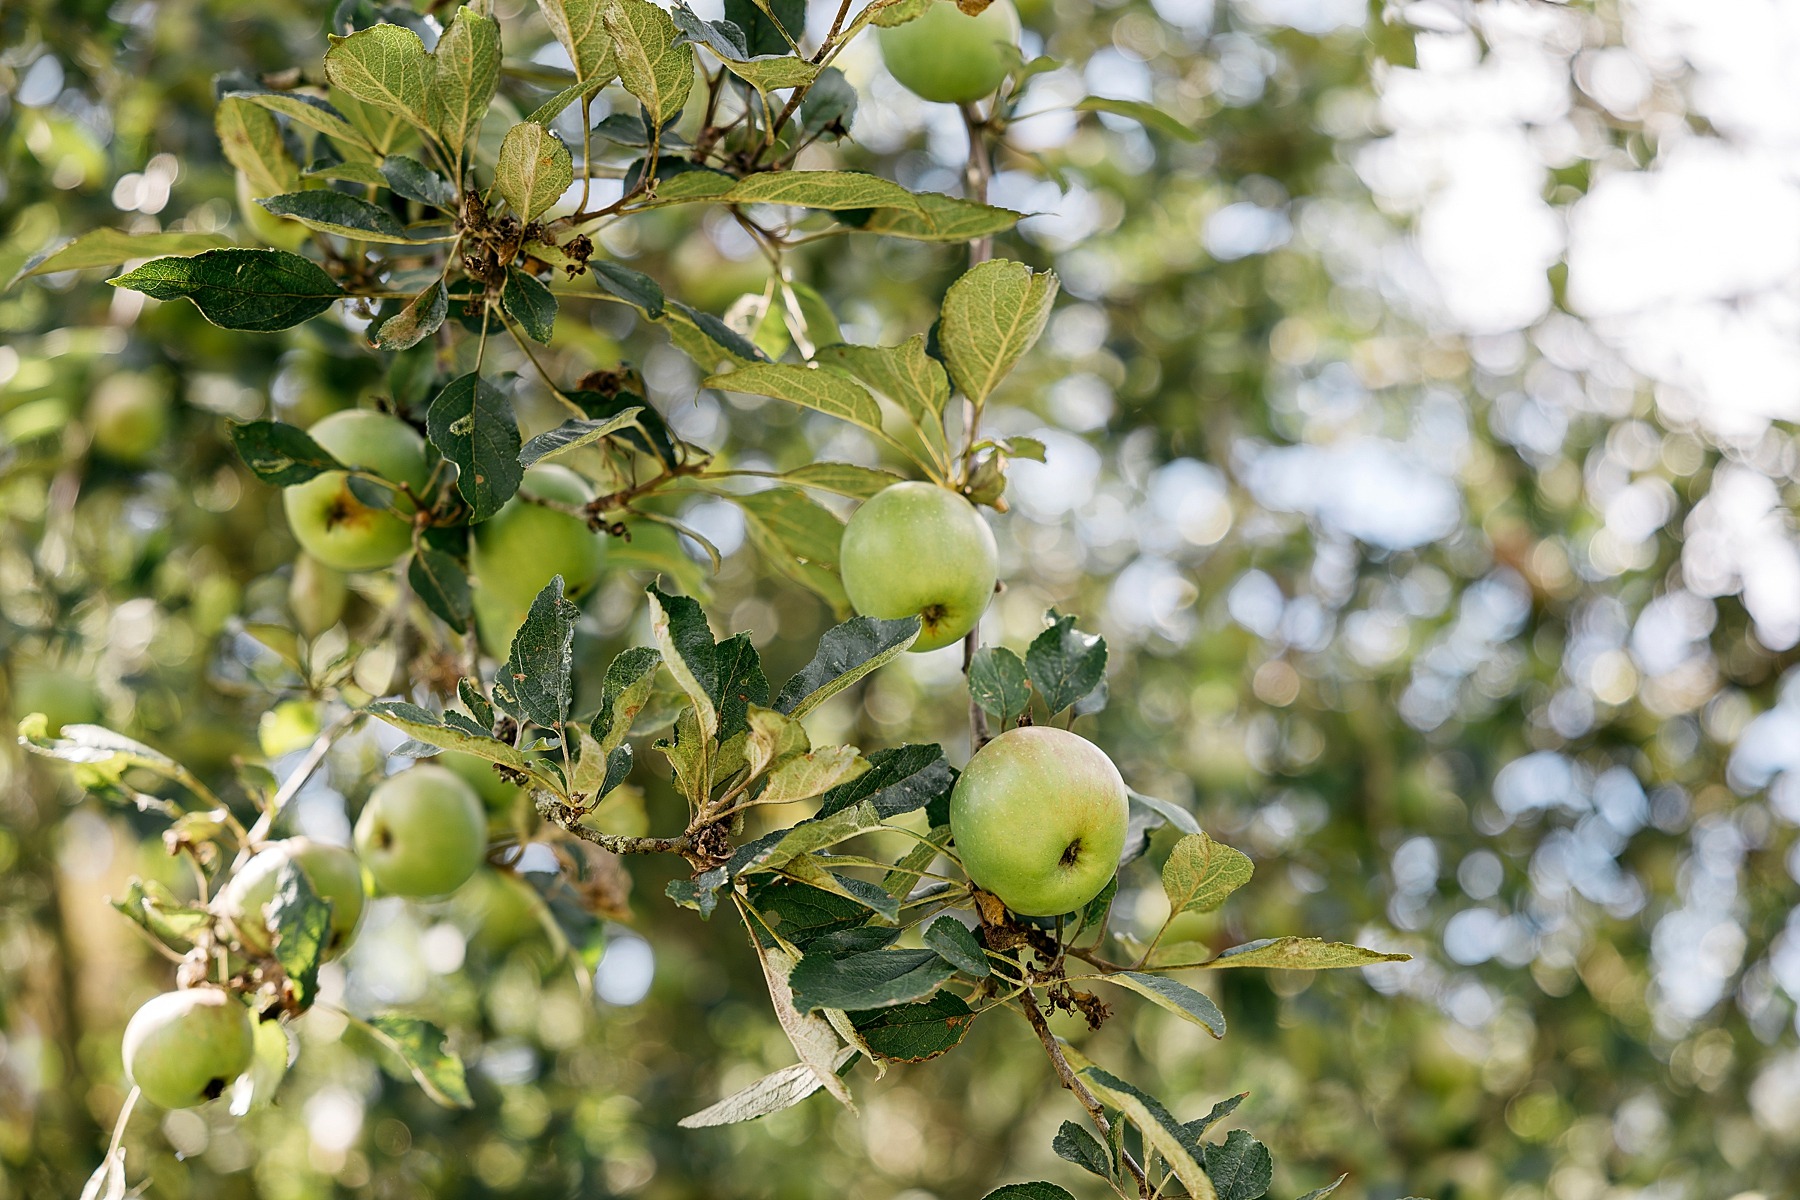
left=469, top=464, right=607, bottom=653
left=216, top=837, right=367, bottom=960
left=122, top=987, right=255, bottom=1109
left=879, top=0, right=1021, bottom=105
left=354, top=764, right=487, bottom=898
left=281, top=410, right=430, bottom=573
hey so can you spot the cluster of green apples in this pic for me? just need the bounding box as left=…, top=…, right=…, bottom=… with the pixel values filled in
left=122, top=765, right=490, bottom=1109
left=841, top=480, right=1127, bottom=917
left=280, top=410, right=607, bottom=652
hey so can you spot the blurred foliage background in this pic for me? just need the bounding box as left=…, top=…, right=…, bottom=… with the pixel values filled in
left=2, top=0, right=1797, bottom=1198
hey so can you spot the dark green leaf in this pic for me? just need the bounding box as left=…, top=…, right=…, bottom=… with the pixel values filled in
left=502, top=268, right=557, bottom=342
left=1075, top=96, right=1201, bottom=142
left=800, top=67, right=857, bottom=140
left=517, top=408, right=646, bottom=467
left=814, top=743, right=953, bottom=821
left=981, top=1186, right=1077, bottom=1200
left=1053, top=1121, right=1113, bottom=1179
left=666, top=299, right=769, bottom=364
left=590, top=259, right=666, bottom=317
left=724, top=0, right=802, bottom=56
left=426, top=372, right=523, bottom=521
left=773, top=615, right=920, bottom=718
left=269, top=860, right=331, bottom=1010
left=409, top=549, right=472, bottom=627
left=592, top=645, right=662, bottom=753
left=1293, top=1176, right=1348, bottom=1200
left=1080, top=1068, right=1211, bottom=1199
left=458, top=679, right=494, bottom=730
left=969, top=645, right=1031, bottom=727
left=381, top=156, right=457, bottom=208
left=364, top=701, right=540, bottom=776
left=227, top=420, right=346, bottom=485
left=666, top=866, right=728, bottom=918
left=365, top=1015, right=473, bottom=1108
left=109, top=249, right=342, bottom=332
left=669, top=4, right=748, bottom=58
left=745, top=878, right=869, bottom=948
left=1104, top=972, right=1226, bottom=1038
left=1184, top=1093, right=1247, bottom=1142
left=258, top=191, right=415, bottom=243
left=369, top=279, right=448, bottom=351
left=787, top=948, right=955, bottom=1013
left=16, top=228, right=234, bottom=282
left=499, top=577, right=580, bottom=729
left=713, top=632, right=769, bottom=741
left=850, top=991, right=974, bottom=1062
left=1131, top=787, right=1202, bottom=836
left=346, top=474, right=394, bottom=509
left=570, top=384, right=677, bottom=465
left=647, top=581, right=720, bottom=736
left=1207, top=1129, right=1273, bottom=1200
left=922, top=916, right=988, bottom=977
left=1026, top=610, right=1107, bottom=716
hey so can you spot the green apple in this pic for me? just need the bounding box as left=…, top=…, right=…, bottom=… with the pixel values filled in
left=354, top=764, right=487, bottom=898
left=281, top=410, right=430, bottom=573
left=88, top=372, right=171, bottom=465
left=289, top=553, right=348, bottom=637
left=236, top=171, right=311, bottom=252
left=121, top=987, right=255, bottom=1109
left=470, top=464, right=606, bottom=653
left=949, top=726, right=1128, bottom=916
left=217, top=838, right=367, bottom=959
left=879, top=0, right=1021, bottom=105
left=839, top=481, right=997, bottom=652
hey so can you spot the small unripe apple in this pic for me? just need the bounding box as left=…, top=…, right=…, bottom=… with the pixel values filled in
left=354, top=765, right=487, bottom=898
left=88, top=372, right=172, bottom=465
left=469, top=464, right=606, bottom=653
left=289, top=553, right=348, bottom=637
left=217, top=838, right=367, bottom=959
left=879, top=0, right=1021, bottom=105
left=281, top=410, right=430, bottom=573
left=122, top=987, right=255, bottom=1109
left=840, top=481, right=997, bottom=652
left=236, top=172, right=311, bottom=252
left=949, top=726, right=1128, bottom=916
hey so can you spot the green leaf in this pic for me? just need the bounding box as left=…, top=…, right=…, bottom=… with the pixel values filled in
left=981, top=1187, right=1077, bottom=1200
left=226, top=420, right=346, bottom=485
left=678, top=1053, right=854, bottom=1127
left=773, top=615, right=920, bottom=718
left=800, top=67, right=857, bottom=140
left=496, top=122, right=574, bottom=222
left=17, top=229, right=236, bottom=282
left=381, top=156, right=458, bottom=208
left=429, top=7, right=501, bottom=157
left=365, top=701, right=545, bottom=778
left=1053, top=1121, right=1113, bottom=1179
left=1026, top=609, right=1106, bottom=716
left=306, top=159, right=389, bottom=188
left=770, top=462, right=904, bottom=501
left=571, top=738, right=632, bottom=804
left=745, top=878, right=872, bottom=948
left=938, top=259, right=1059, bottom=405
left=730, top=801, right=884, bottom=876
left=648, top=581, right=720, bottom=738
left=500, top=578, right=581, bottom=729
left=1200, top=938, right=1410, bottom=970
left=816, top=336, right=951, bottom=468
left=502, top=268, right=557, bottom=342
left=365, top=1015, right=474, bottom=1108
left=713, top=631, right=771, bottom=741
left=216, top=96, right=301, bottom=199
left=257, top=191, right=418, bottom=243
left=1207, top=1129, right=1273, bottom=1200
left=592, top=645, right=662, bottom=754
left=731, top=170, right=920, bottom=212
left=517, top=407, right=645, bottom=467
left=725, top=0, right=803, bottom=56
left=788, top=948, right=955, bottom=1013
left=720, top=54, right=820, bottom=96
left=369, top=279, right=448, bottom=350
left=1293, top=1177, right=1348, bottom=1200
left=1081, top=1068, right=1218, bottom=1200
left=409, top=548, right=472, bottom=627
left=324, top=24, right=433, bottom=128
left=1131, top=787, right=1202, bottom=836
left=603, top=0, right=696, bottom=126
left=426, top=372, right=523, bottom=521
left=268, top=859, right=332, bottom=1010
left=759, top=747, right=870, bottom=806
left=537, top=0, right=620, bottom=86
left=1162, top=832, right=1254, bottom=917
left=706, top=363, right=883, bottom=437
left=660, top=299, right=769, bottom=368
left=730, top=485, right=849, bottom=611
left=814, top=743, right=953, bottom=821
left=883, top=824, right=950, bottom=900
left=109, top=250, right=342, bottom=332
left=850, top=991, right=974, bottom=1062
left=847, top=192, right=1022, bottom=242
left=226, top=90, right=372, bottom=151
left=1103, top=972, right=1225, bottom=1039
left=1184, top=1093, right=1247, bottom=1141
left=525, top=77, right=604, bottom=126
left=969, top=646, right=1031, bottom=727
left=590, top=259, right=666, bottom=317
left=1075, top=95, right=1201, bottom=142
left=922, top=916, right=988, bottom=977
